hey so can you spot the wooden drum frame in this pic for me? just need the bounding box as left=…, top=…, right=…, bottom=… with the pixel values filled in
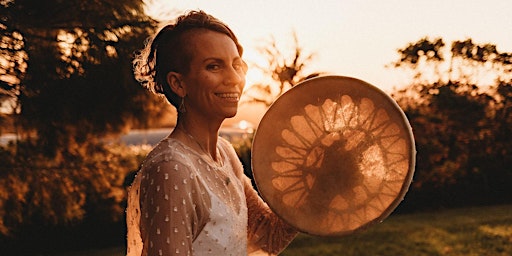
left=251, top=76, right=416, bottom=236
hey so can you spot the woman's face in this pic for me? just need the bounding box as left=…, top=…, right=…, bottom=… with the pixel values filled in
left=180, top=30, right=246, bottom=121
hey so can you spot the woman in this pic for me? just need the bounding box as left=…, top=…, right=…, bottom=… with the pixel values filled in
left=126, top=10, right=298, bottom=256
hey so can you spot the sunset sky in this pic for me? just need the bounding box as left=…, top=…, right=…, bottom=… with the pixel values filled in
left=146, top=0, right=512, bottom=126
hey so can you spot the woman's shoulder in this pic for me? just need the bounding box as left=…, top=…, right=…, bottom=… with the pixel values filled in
left=217, top=136, right=241, bottom=162
left=140, top=138, right=195, bottom=170
left=135, top=138, right=206, bottom=189
left=217, top=136, right=247, bottom=177
left=217, top=136, right=236, bottom=153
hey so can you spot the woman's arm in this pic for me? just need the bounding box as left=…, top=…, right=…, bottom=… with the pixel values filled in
left=244, top=175, right=298, bottom=255
left=218, top=137, right=298, bottom=255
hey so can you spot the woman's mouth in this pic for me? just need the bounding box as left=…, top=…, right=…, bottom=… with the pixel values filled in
left=215, top=92, right=240, bottom=102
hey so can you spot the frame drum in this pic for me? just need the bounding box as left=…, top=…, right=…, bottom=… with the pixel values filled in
left=251, top=76, right=416, bottom=236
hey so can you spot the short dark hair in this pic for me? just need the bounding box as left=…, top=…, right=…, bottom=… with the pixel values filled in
left=133, top=10, right=244, bottom=108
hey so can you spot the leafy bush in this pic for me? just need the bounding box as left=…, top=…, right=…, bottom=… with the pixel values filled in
left=0, top=141, right=150, bottom=237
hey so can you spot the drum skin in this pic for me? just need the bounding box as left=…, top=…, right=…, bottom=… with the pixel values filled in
left=251, top=76, right=416, bottom=237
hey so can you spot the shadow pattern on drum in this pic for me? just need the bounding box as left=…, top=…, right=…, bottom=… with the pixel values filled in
left=252, top=76, right=415, bottom=237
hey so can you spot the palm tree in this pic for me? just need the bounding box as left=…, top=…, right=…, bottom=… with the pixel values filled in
left=242, top=30, right=323, bottom=107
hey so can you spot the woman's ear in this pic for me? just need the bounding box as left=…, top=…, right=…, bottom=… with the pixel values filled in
left=167, top=72, right=186, bottom=97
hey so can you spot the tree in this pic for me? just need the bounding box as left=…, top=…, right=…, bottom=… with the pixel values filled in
left=390, top=37, right=512, bottom=209
left=0, top=0, right=170, bottom=159
left=392, top=37, right=512, bottom=90
left=242, top=30, right=323, bottom=107
left=0, top=0, right=173, bottom=237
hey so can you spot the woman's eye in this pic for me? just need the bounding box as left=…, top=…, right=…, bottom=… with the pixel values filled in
left=234, top=61, right=247, bottom=73
left=206, top=64, right=221, bottom=71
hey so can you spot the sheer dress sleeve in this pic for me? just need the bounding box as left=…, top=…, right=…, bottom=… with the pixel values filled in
left=244, top=175, right=298, bottom=255
left=218, top=138, right=298, bottom=255
left=139, top=158, right=210, bottom=256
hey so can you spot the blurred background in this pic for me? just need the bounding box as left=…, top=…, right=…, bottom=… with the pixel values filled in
left=1, top=0, right=511, bottom=255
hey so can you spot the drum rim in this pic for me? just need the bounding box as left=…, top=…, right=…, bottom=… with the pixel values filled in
left=251, top=75, right=416, bottom=237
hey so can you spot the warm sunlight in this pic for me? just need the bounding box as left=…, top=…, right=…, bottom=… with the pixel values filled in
left=241, top=48, right=269, bottom=88
left=3, top=2, right=512, bottom=255
left=144, top=0, right=512, bottom=93
left=141, top=0, right=512, bottom=127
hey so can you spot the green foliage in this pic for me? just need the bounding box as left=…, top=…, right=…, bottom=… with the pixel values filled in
left=391, top=37, right=512, bottom=85
left=0, top=142, right=150, bottom=236
left=391, top=37, right=512, bottom=210
left=230, top=132, right=253, bottom=172
left=0, top=0, right=171, bottom=156
left=394, top=37, right=445, bottom=65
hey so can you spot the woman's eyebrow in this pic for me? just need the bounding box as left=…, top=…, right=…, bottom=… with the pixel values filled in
left=202, top=57, right=224, bottom=63
left=202, top=56, right=242, bottom=63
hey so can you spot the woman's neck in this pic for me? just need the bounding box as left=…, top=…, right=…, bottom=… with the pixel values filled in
left=174, top=117, right=222, bottom=161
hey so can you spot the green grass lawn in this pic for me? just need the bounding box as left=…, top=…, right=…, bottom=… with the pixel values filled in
left=282, top=204, right=512, bottom=256
left=55, top=204, right=512, bottom=256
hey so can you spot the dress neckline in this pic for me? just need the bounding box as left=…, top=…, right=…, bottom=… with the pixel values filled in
left=164, top=136, right=227, bottom=170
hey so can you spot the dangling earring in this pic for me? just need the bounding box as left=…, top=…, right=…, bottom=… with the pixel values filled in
left=179, top=97, right=186, bottom=113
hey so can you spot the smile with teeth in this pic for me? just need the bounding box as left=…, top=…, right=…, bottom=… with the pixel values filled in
left=215, top=92, right=240, bottom=101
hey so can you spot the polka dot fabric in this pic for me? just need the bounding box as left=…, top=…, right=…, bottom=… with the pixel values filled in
left=126, top=137, right=297, bottom=256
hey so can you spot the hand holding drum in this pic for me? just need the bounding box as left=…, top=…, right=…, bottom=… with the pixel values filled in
left=251, top=76, right=416, bottom=236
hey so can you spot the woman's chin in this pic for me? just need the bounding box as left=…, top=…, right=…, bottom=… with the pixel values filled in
left=223, top=107, right=239, bottom=118
left=226, top=111, right=237, bottom=118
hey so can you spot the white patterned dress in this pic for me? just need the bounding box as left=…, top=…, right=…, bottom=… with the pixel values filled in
left=126, top=137, right=296, bottom=256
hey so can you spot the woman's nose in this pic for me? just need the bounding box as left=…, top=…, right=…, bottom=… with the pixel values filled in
left=225, top=66, right=245, bottom=86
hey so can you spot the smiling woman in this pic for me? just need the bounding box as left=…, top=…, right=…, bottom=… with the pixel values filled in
left=169, top=29, right=247, bottom=120
left=126, top=10, right=297, bottom=256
